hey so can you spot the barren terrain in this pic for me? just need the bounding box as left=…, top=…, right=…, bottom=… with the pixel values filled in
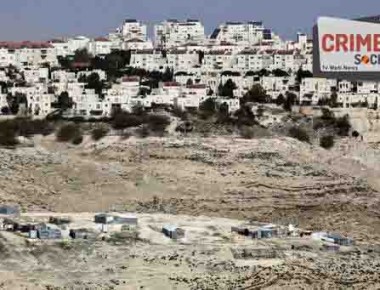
left=0, top=134, right=379, bottom=289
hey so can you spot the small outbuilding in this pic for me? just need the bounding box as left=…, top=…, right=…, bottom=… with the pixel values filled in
left=69, top=229, right=97, bottom=240
left=162, top=225, right=185, bottom=240
left=37, top=224, right=62, bottom=240
left=113, top=215, right=138, bottom=226
left=0, top=205, right=19, bottom=216
left=94, top=214, right=114, bottom=224
left=327, top=233, right=354, bottom=246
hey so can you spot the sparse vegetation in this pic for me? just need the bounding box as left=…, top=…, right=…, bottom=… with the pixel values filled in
left=239, top=126, right=255, bottom=139
left=0, top=118, right=55, bottom=147
left=243, top=84, right=267, bottom=104
left=0, top=121, right=18, bottom=147
left=288, top=126, right=310, bottom=143
left=71, top=134, right=83, bottom=145
left=91, top=125, right=109, bottom=141
left=320, top=135, right=335, bottom=149
left=111, top=111, right=143, bottom=130
left=56, top=123, right=81, bottom=142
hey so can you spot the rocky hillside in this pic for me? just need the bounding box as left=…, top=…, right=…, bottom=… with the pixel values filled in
left=0, top=135, right=379, bottom=243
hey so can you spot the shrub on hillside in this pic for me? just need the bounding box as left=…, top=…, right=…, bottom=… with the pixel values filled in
left=172, top=105, right=188, bottom=120
left=0, top=121, right=18, bottom=147
left=91, top=126, right=109, bottom=141
left=239, top=126, right=255, bottom=139
left=136, top=125, right=150, bottom=138
left=288, top=126, right=310, bottom=143
left=15, top=118, right=55, bottom=137
left=71, top=134, right=83, bottom=145
left=320, top=135, right=335, bottom=149
left=145, top=114, right=170, bottom=134
left=335, top=115, right=351, bottom=136
left=56, top=123, right=80, bottom=142
left=111, top=111, right=143, bottom=130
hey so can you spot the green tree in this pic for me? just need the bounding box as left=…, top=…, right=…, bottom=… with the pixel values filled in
left=243, top=84, right=267, bottom=103
left=272, top=69, right=289, bottom=77
left=197, top=50, right=205, bottom=64
left=57, top=92, right=73, bottom=110
left=86, top=73, right=104, bottom=95
left=296, top=69, right=313, bottom=83
left=276, top=94, right=285, bottom=106
left=320, top=135, right=335, bottom=149
left=218, top=79, right=237, bottom=98
left=74, top=48, right=91, bottom=63
left=199, top=98, right=216, bottom=116
left=162, top=67, right=174, bottom=82
left=329, top=92, right=338, bottom=108
left=289, top=126, right=310, bottom=143
left=186, top=78, right=194, bottom=86
left=6, top=93, right=27, bottom=115
left=283, top=92, right=297, bottom=112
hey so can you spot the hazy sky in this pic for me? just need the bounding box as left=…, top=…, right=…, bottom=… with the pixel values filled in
left=0, top=0, right=378, bottom=41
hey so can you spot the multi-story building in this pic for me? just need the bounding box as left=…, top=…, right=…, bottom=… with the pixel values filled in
left=22, top=67, right=50, bottom=84
left=166, top=50, right=199, bottom=71
left=155, top=19, right=205, bottom=48
left=0, top=42, right=58, bottom=68
left=233, top=50, right=272, bottom=72
left=210, top=21, right=280, bottom=46
left=130, top=49, right=166, bottom=71
left=87, top=38, right=114, bottom=56
left=121, top=19, right=147, bottom=41
left=300, top=77, right=337, bottom=105
left=203, top=51, right=234, bottom=71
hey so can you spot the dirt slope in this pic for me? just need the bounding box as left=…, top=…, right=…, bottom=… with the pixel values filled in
left=0, top=135, right=379, bottom=244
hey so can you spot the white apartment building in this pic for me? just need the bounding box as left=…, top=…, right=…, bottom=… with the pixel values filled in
left=123, top=39, right=154, bottom=51
left=215, top=97, right=240, bottom=112
left=121, top=19, right=147, bottom=41
left=356, top=81, right=378, bottom=94
left=338, top=80, right=353, bottom=94
left=0, top=93, right=8, bottom=111
left=203, top=51, right=234, bottom=71
left=130, top=50, right=166, bottom=71
left=233, top=50, right=272, bottom=72
left=77, top=70, right=107, bottom=81
left=337, top=93, right=379, bottom=108
left=0, top=47, right=16, bottom=67
left=27, top=93, right=55, bottom=116
left=49, top=39, right=71, bottom=57
left=210, top=21, right=279, bottom=45
left=52, top=70, right=77, bottom=83
left=166, top=50, right=199, bottom=71
left=174, top=95, right=207, bottom=110
left=270, top=51, right=297, bottom=72
left=67, top=36, right=91, bottom=55
left=300, top=77, right=337, bottom=105
left=181, top=84, right=207, bottom=98
left=260, top=76, right=291, bottom=99
left=9, top=84, right=54, bottom=116
left=174, top=72, right=198, bottom=85
left=87, top=37, right=114, bottom=56
left=22, top=67, right=49, bottom=84
left=0, top=42, right=58, bottom=68
left=155, top=19, right=205, bottom=48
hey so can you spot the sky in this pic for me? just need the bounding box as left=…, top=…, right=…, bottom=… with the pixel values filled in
left=0, top=0, right=378, bottom=41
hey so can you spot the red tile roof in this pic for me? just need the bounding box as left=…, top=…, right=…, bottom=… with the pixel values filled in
left=94, top=37, right=110, bottom=42
left=163, top=82, right=181, bottom=87
left=187, top=84, right=206, bottom=89
left=0, top=41, right=53, bottom=49
left=122, top=76, right=140, bottom=82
